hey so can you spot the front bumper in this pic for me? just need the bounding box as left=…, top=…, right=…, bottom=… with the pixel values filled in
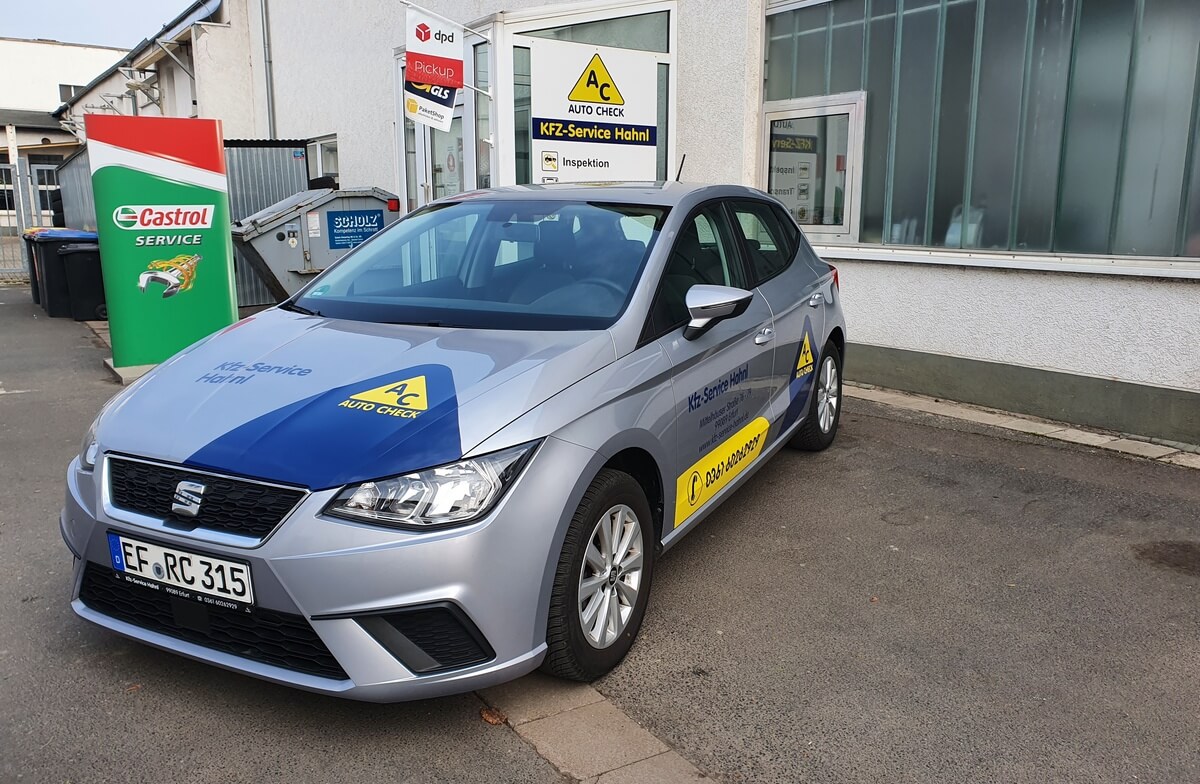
left=60, top=436, right=595, bottom=702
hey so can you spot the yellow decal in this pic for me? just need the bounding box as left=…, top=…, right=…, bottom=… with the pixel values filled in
left=568, top=54, right=625, bottom=105
left=338, top=375, right=429, bottom=419
left=795, top=333, right=814, bottom=377
left=405, top=97, right=418, bottom=114
left=674, top=417, right=770, bottom=527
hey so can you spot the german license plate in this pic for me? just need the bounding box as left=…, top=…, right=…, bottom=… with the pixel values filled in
left=106, top=532, right=254, bottom=607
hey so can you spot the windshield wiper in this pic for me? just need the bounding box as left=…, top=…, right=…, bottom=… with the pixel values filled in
left=278, top=301, right=322, bottom=317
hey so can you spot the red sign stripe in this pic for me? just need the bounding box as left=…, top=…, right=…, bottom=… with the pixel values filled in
left=84, top=115, right=227, bottom=175
left=406, top=51, right=464, bottom=89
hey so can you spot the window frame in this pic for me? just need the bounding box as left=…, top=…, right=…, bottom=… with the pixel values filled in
left=639, top=199, right=753, bottom=345
left=761, top=91, right=866, bottom=245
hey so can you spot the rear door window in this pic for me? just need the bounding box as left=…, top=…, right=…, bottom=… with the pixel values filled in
left=729, top=201, right=796, bottom=284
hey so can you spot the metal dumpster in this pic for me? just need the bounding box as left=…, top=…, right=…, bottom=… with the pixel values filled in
left=230, top=187, right=401, bottom=301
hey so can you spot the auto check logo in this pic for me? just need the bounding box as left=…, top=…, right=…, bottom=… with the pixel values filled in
left=171, top=480, right=206, bottom=518
left=338, top=375, right=429, bottom=419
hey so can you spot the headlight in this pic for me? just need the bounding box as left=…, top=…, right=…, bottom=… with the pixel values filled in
left=79, top=419, right=99, bottom=471
left=324, top=441, right=539, bottom=529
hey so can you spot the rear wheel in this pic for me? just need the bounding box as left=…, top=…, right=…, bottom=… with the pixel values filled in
left=542, top=469, right=655, bottom=681
left=788, top=340, right=842, bottom=451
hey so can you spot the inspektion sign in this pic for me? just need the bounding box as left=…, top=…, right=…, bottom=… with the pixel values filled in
left=528, top=38, right=660, bottom=183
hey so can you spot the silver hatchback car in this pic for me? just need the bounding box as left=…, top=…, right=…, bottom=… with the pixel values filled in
left=62, top=183, right=846, bottom=701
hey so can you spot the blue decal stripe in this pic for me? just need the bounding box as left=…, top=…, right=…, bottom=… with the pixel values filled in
left=782, top=316, right=820, bottom=431
left=184, top=364, right=463, bottom=490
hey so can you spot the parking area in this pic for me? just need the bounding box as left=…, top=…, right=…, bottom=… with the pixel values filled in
left=2, top=284, right=1197, bottom=783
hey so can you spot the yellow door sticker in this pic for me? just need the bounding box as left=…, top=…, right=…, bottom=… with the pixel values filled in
left=795, top=333, right=814, bottom=377
left=567, top=54, right=626, bottom=105
left=674, top=416, right=770, bottom=527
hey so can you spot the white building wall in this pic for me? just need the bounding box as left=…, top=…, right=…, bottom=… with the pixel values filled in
left=829, top=258, right=1200, bottom=392
left=263, top=0, right=406, bottom=187
left=0, top=38, right=126, bottom=111
left=194, top=10, right=267, bottom=138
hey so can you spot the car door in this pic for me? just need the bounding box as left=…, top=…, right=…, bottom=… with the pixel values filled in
left=727, top=199, right=827, bottom=429
left=648, top=201, right=782, bottom=535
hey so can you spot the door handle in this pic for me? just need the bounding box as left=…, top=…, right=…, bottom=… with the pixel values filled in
left=808, top=292, right=825, bottom=308
left=754, top=328, right=775, bottom=345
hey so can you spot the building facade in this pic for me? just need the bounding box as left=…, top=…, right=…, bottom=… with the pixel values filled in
left=50, top=0, right=1200, bottom=441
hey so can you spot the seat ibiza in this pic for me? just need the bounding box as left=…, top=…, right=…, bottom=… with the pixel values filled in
left=62, top=183, right=846, bottom=701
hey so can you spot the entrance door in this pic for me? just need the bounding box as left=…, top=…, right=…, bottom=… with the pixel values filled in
left=413, top=109, right=467, bottom=207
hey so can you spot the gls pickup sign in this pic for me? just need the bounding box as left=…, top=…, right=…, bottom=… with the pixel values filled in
left=113, top=205, right=215, bottom=230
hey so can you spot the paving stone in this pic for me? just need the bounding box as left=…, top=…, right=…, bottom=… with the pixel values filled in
left=1051, top=428, right=1119, bottom=447
left=596, top=751, right=711, bottom=783
left=1103, top=439, right=1179, bottom=459
left=516, top=700, right=668, bottom=780
left=478, top=672, right=604, bottom=726
left=993, top=416, right=1066, bottom=436
left=1162, top=451, right=1200, bottom=470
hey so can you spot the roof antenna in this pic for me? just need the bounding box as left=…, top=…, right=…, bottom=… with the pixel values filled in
left=675, top=154, right=686, bottom=182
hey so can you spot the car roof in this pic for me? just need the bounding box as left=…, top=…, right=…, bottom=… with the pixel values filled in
left=437, top=181, right=770, bottom=207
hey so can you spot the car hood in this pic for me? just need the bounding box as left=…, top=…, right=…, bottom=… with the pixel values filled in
left=98, top=309, right=614, bottom=489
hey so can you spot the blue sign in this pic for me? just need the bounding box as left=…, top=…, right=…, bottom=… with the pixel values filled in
left=327, top=209, right=384, bottom=249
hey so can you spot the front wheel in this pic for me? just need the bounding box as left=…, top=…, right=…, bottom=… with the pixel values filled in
left=542, top=469, right=655, bottom=681
left=788, top=340, right=842, bottom=451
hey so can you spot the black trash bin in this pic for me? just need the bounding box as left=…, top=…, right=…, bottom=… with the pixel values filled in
left=26, top=230, right=99, bottom=317
left=21, top=235, right=41, bottom=305
left=59, top=243, right=107, bottom=321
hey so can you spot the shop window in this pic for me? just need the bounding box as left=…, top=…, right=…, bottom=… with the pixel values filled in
left=764, top=0, right=1200, bottom=259
left=524, top=11, right=669, bottom=54
left=513, top=10, right=671, bottom=185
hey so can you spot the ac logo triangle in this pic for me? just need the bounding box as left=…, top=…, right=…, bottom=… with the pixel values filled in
left=568, top=54, right=625, bottom=105
left=349, top=375, right=429, bottom=410
left=795, top=334, right=814, bottom=377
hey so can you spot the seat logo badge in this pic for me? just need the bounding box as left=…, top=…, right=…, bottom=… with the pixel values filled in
left=172, top=480, right=207, bottom=517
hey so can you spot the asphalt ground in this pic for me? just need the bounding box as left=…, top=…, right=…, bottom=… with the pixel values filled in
left=3, top=285, right=1199, bottom=782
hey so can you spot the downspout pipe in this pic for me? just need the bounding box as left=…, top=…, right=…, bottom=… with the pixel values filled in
left=259, top=0, right=277, bottom=137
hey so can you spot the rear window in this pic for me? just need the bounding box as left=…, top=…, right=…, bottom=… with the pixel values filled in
left=292, top=200, right=669, bottom=330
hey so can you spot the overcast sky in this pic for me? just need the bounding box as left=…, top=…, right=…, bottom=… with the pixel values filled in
left=2, top=0, right=195, bottom=49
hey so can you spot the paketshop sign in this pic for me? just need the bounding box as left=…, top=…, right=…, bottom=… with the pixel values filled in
left=113, top=205, right=215, bottom=230
left=406, top=7, right=462, bottom=88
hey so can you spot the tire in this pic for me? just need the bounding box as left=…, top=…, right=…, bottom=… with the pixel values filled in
left=542, top=468, right=656, bottom=681
left=788, top=340, right=843, bottom=452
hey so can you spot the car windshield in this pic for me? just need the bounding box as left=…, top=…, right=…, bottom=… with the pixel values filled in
left=291, top=199, right=670, bottom=330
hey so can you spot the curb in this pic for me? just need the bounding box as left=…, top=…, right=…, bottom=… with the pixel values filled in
left=477, top=673, right=712, bottom=783
left=845, top=382, right=1200, bottom=469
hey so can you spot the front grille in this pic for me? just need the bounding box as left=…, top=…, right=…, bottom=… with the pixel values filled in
left=109, top=457, right=304, bottom=539
left=357, top=603, right=494, bottom=674
left=79, top=562, right=347, bottom=680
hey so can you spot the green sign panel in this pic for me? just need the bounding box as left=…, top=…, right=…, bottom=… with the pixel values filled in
left=86, top=115, right=237, bottom=368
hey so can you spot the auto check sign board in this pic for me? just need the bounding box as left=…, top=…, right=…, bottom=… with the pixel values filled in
left=527, top=38, right=661, bottom=183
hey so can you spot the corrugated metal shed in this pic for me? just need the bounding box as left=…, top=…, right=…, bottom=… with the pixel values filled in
left=224, top=140, right=310, bottom=306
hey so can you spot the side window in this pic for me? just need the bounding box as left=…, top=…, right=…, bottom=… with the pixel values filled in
left=730, top=201, right=795, bottom=283
left=647, top=204, right=747, bottom=336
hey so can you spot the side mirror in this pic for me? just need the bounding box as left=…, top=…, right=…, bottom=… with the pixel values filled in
left=683, top=284, right=753, bottom=340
